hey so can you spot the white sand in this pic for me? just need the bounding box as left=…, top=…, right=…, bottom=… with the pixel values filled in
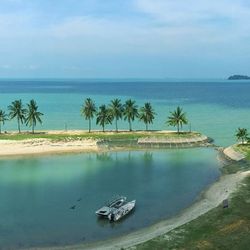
left=223, top=145, right=246, bottom=161
left=0, top=138, right=98, bottom=157
left=0, top=129, right=201, bottom=157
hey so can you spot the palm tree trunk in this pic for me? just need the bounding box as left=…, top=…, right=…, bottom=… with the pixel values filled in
left=32, top=123, right=34, bottom=134
left=115, top=118, right=118, bottom=132
left=0, top=123, right=1, bottom=134
left=129, top=120, right=132, bottom=131
left=146, top=123, right=148, bottom=131
left=102, top=125, right=105, bottom=132
left=18, top=118, right=21, bottom=133
left=177, top=123, right=180, bottom=134
left=88, top=118, right=91, bottom=133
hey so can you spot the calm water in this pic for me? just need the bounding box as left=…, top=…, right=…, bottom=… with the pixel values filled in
left=0, top=149, right=220, bottom=249
left=0, top=79, right=247, bottom=248
left=0, top=79, right=250, bottom=146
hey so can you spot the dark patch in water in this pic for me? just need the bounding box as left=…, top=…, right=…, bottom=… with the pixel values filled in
left=1, top=80, right=250, bottom=108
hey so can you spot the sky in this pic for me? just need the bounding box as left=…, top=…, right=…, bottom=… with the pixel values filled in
left=0, top=0, right=250, bottom=79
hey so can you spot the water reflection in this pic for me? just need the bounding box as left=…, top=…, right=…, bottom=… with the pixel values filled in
left=143, top=151, right=153, bottom=166
left=0, top=149, right=220, bottom=248
left=96, top=153, right=113, bottom=162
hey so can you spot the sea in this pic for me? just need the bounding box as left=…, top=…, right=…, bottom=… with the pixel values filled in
left=0, top=79, right=250, bottom=146
left=0, top=79, right=249, bottom=248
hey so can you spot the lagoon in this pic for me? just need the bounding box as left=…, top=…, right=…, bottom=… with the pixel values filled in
left=0, top=79, right=248, bottom=248
left=0, top=148, right=220, bottom=249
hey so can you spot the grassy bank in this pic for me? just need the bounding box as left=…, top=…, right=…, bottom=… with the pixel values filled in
left=0, top=131, right=202, bottom=141
left=132, top=163, right=250, bottom=250
left=234, top=143, right=250, bottom=160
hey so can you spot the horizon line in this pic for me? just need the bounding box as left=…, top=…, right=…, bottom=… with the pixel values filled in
left=0, top=76, right=231, bottom=81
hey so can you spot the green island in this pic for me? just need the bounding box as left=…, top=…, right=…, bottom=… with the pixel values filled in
left=0, top=130, right=210, bottom=158
left=228, top=75, right=250, bottom=80
left=0, top=130, right=202, bottom=141
left=0, top=98, right=212, bottom=155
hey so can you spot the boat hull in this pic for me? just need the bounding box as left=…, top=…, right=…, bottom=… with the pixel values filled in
left=108, top=200, right=136, bottom=222
left=95, top=196, right=127, bottom=217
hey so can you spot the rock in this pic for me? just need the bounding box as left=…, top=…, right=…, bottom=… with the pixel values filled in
left=223, top=199, right=229, bottom=208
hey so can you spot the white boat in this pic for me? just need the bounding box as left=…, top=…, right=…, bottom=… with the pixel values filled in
left=108, top=200, right=136, bottom=222
left=95, top=196, right=127, bottom=217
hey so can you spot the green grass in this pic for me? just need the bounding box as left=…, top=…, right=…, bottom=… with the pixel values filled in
left=133, top=166, right=250, bottom=250
left=234, top=144, right=250, bottom=160
left=220, top=159, right=250, bottom=175
left=0, top=131, right=201, bottom=141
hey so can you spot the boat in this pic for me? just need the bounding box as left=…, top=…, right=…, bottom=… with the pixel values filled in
left=95, top=195, right=127, bottom=217
left=108, top=200, right=136, bottom=222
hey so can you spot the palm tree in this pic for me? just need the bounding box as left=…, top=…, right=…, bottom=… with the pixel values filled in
left=236, top=128, right=248, bottom=144
left=81, top=98, right=96, bottom=133
left=109, top=98, right=123, bottom=132
left=0, top=109, right=8, bottom=133
left=96, top=105, right=112, bottom=132
left=139, top=102, right=156, bottom=131
left=123, top=99, right=138, bottom=131
left=26, top=99, right=44, bottom=134
left=167, top=106, right=188, bottom=133
left=8, top=99, right=27, bottom=133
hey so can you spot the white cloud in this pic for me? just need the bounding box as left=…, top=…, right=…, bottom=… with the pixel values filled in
left=0, top=0, right=249, bottom=77
left=46, top=16, right=155, bottom=54
left=0, top=12, right=35, bottom=38
left=24, top=65, right=39, bottom=70
left=135, top=0, right=250, bottom=24
left=1, top=64, right=11, bottom=69
left=49, top=16, right=114, bottom=38
left=134, top=0, right=250, bottom=41
left=130, top=0, right=250, bottom=55
left=0, top=0, right=249, bottom=54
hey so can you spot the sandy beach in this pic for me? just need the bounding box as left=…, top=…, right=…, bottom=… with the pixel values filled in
left=223, top=145, right=246, bottom=161
left=0, top=138, right=99, bottom=157
left=25, top=170, right=250, bottom=250
left=0, top=129, right=207, bottom=157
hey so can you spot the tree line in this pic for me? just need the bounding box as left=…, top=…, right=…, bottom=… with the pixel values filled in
left=0, top=97, right=189, bottom=134
left=2, top=98, right=248, bottom=142
left=0, top=99, right=43, bottom=134
left=236, top=128, right=249, bottom=144
left=81, top=98, right=188, bottom=133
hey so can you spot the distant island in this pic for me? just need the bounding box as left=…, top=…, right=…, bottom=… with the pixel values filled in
left=228, top=75, right=250, bottom=80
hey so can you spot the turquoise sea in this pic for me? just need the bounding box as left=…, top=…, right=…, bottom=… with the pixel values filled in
left=0, top=79, right=249, bottom=248
left=0, top=79, right=250, bottom=146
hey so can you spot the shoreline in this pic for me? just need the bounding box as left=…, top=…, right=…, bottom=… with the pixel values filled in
left=0, top=138, right=99, bottom=158
left=223, top=145, right=246, bottom=161
left=2, top=129, right=246, bottom=250
left=26, top=170, right=250, bottom=250
left=0, top=129, right=210, bottom=157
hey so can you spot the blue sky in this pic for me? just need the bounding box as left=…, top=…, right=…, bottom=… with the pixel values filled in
left=0, top=0, right=250, bottom=78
